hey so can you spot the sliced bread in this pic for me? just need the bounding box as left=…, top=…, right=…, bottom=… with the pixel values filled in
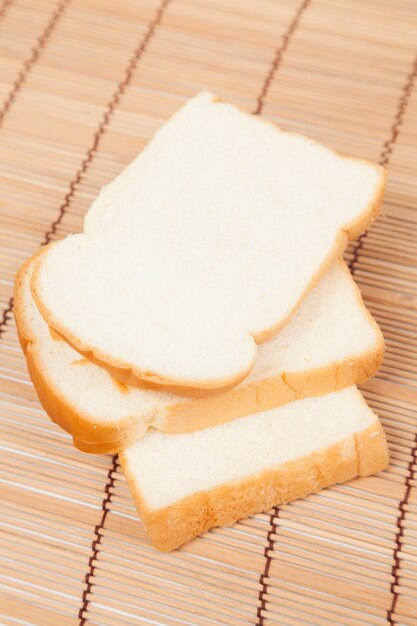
left=31, top=92, right=386, bottom=396
left=16, top=249, right=384, bottom=452
left=120, top=387, right=389, bottom=551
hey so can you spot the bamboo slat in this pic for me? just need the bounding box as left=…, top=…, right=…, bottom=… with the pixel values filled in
left=0, top=0, right=417, bottom=624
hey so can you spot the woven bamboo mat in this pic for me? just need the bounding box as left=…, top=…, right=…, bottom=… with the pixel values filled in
left=0, top=0, right=416, bottom=623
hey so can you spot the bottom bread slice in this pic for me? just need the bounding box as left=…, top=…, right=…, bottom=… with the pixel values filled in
left=120, top=387, right=388, bottom=552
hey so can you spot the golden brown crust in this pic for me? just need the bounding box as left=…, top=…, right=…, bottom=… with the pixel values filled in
left=73, top=434, right=140, bottom=454
left=14, top=248, right=48, bottom=351
left=77, top=331, right=384, bottom=452
left=30, top=138, right=387, bottom=396
left=23, top=344, right=151, bottom=444
left=119, top=421, right=389, bottom=552
left=17, top=251, right=384, bottom=452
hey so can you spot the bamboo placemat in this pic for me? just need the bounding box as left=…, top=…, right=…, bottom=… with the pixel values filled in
left=0, top=0, right=416, bottom=624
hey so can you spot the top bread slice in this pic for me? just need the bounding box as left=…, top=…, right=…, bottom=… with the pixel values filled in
left=16, top=249, right=383, bottom=453
left=31, top=92, right=385, bottom=396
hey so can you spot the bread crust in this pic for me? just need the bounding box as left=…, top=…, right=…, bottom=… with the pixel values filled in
left=16, top=253, right=385, bottom=452
left=29, top=101, right=387, bottom=397
left=119, top=419, right=389, bottom=552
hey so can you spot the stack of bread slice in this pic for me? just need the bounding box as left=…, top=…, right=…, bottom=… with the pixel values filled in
left=15, top=92, right=389, bottom=551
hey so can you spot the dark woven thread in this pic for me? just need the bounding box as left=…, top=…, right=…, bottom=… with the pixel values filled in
left=0, top=0, right=171, bottom=334
left=379, top=54, right=417, bottom=169
left=256, top=507, right=279, bottom=626
left=254, top=1, right=311, bottom=623
left=78, top=456, right=117, bottom=625
left=253, top=0, right=311, bottom=115
left=349, top=52, right=417, bottom=275
left=0, top=0, right=69, bottom=339
left=0, top=299, right=13, bottom=340
left=346, top=52, right=417, bottom=625
left=387, top=438, right=417, bottom=624
left=42, top=0, right=171, bottom=246
left=76, top=2, right=171, bottom=623
left=0, top=0, right=69, bottom=127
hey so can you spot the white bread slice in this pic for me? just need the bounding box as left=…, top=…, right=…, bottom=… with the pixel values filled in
left=15, top=249, right=384, bottom=453
left=31, top=92, right=386, bottom=396
left=120, top=387, right=389, bottom=551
